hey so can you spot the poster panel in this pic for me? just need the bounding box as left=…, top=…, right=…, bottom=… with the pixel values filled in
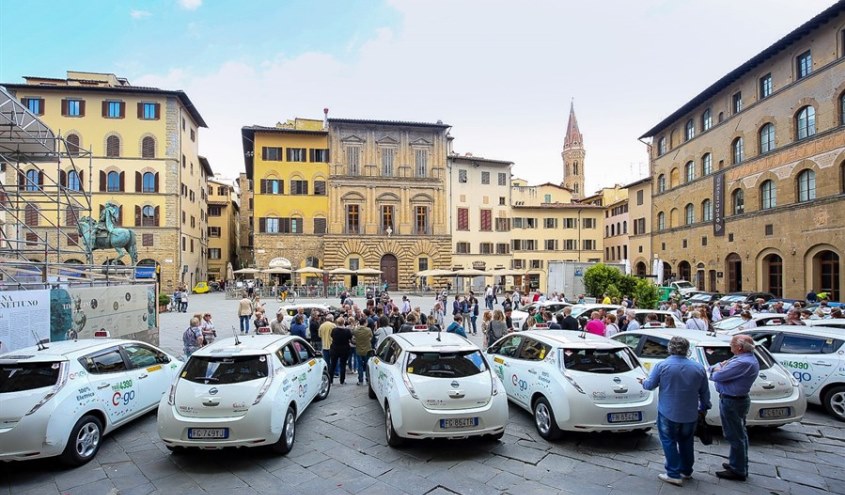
left=0, top=289, right=51, bottom=353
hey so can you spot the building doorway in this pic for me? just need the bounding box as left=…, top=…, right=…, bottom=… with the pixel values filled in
left=763, top=253, right=783, bottom=298
left=696, top=263, right=705, bottom=291
left=709, top=270, right=717, bottom=292
left=814, top=250, right=840, bottom=301
left=380, top=254, right=398, bottom=291
left=636, top=262, right=646, bottom=277
left=726, top=253, right=742, bottom=292
left=678, top=261, right=691, bottom=282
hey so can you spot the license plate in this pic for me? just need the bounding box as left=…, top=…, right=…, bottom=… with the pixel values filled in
left=440, top=417, right=479, bottom=429
left=188, top=428, right=229, bottom=439
left=607, top=412, right=642, bottom=423
left=759, top=407, right=791, bottom=419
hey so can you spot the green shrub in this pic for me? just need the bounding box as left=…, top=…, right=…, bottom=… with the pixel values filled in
left=158, top=293, right=171, bottom=306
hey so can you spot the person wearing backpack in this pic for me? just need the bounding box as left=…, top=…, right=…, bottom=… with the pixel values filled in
left=183, top=317, right=204, bottom=357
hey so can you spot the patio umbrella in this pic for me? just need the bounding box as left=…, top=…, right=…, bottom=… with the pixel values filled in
left=488, top=268, right=524, bottom=277
left=328, top=267, right=356, bottom=275
left=427, top=269, right=457, bottom=277
left=454, top=268, right=489, bottom=277
left=262, top=267, right=291, bottom=274
left=356, top=268, right=383, bottom=276
left=233, top=268, right=261, bottom=274
left=296, top=267, right=325, bottom=274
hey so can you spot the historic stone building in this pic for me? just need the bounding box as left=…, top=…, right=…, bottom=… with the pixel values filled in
left=324, top=119, right=452, bottom=290
left=626, top=177, right=653, bottom=278
left=603, top=198, right=630, bottom=265
left=562, top=102, right=586, bottom=199
left=206, top=177, right=239, bottom=282
left=640, top=3, right=845, bottom=299
left=3, top=71, right=209, bottom=290
left=237, top=172, right=253, bottom=267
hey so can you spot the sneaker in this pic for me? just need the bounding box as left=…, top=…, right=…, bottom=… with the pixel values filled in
left=715, top=470, right=746, bottom=482
left=658, top=474, right=683, bottom=486
left=681, top=473, right=693, bottom=480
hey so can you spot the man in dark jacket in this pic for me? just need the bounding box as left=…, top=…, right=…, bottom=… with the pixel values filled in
left=560, top=307, right=580, bottom=330
left=388, top=307, right=404, bottom=333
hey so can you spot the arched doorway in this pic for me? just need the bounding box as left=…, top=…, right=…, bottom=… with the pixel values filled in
left=813, top=250, right=840, bottom=301
left=726, top=253, right=742, bottom=292
left=696, top=263, right=705, bottom=291
left=137, top=258, right=160, bottom=282
left=763, top=253, right=783, bottom=297
left=635, top=262, right=646, bottom=277
left=678, top=261, right=691, bottom=282
left=662, top=262, right=672, bottom=284
left=380, top=254, right=398, bottom=291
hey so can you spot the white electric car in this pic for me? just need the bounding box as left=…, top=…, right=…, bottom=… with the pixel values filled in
left=0, top=338, right=182, bottom=465
left=612, top=328, right=806, bottom=427
left=157, top=333, right=330, bottom=454
left=367, top=332, right=508, bottom=446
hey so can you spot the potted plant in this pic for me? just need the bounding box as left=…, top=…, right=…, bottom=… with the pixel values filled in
left=158, top=293, right=171, bottom=312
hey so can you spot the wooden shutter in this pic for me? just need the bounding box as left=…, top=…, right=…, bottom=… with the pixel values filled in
left=119, top=102, right=125, bottom=118
left=79, top=100, right=85, bottom=117
left=38, top=171, right=44, bottom=186
left=137, top=102, right=143, bottom=118
left=59, top=170, right=67, bottom=187
left=135, top=205, right=142, bottom=226
left=259, top=217, right=266, bottom=233
left=260, top=179, right=267, bottom=194
left=99, top=171, right=106, bottom=192
left=154, top=172, right=159, bottom=192
left=154, top=206, right=160, bottom=226
left=135, top=172, right=142, bottom=192
left=79, top=171, right=84, bottom=191
left=119, top=172, right=125, bottom=191
left=309, top=149, right=315, bottom=162
left=154, top=103, right=160, bottom=119
left=61, top=99, right=68, bottom=116
left=101, top=101, right=108, bottom=117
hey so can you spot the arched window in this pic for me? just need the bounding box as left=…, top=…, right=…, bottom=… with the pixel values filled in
left=67, top=170, right=82, bottom=192
left=611, top=224, right=615, bottom=236
left=732, top=188, right=744, bottom=215
left=657, top=212, right=666, bottom=231
left=732, top=137, right=744, bottom=164
left=141, top=136, right=155, bottom=158
left=670, top=168, right=680, bottom=188
left=760, top=180, right=776, bottom=209
left=141, top=206, right=155, bottom=226
left=622, top=221, right=627, bottom=234
left=840, top=92, right=845, bottom=125
left=701, top=153, right=712, bottom=175
left=25, top=169, right=40, bottom=191
left=670, top=208, right=678, bottom=228
left=759, top=123, right=775, bottom=154
left=702, top=109, right=712, bottom=131
left=684, top=203, right=694, bottom=225
left=684, top=161, right=695, bottom=182
left=657, top=137, right=667, bottom=156
left=657, top=174, right=666, bottom=192
left=797, top=169, right=816, bottom=202
left=573, top=162, right=579, bottom=174
left=107, top=171, right=121, bottom=192
left=796, top=106, right=816, bottom=140
left=685, top=120, right=695, bottom=141
left=142, top=172, right=156, bottom=193
left=66, top=133, right=81, bottom=156
left=702, top=199, right=712, bottom=222
left=106, top=135, right=120, bottom=157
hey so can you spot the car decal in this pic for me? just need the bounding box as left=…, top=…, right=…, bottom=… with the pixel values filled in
left=493, top=357, right=504, bottom=364
left=146, top=365, right=162, bottom=373
left=308, top=359, right=316, bottom=367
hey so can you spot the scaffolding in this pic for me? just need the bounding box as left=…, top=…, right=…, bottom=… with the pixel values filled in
left=0, top=85, right=140, bottom=289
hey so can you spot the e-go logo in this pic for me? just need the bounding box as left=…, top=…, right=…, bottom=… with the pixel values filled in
left=792, top=371, right=812, bottom=383
left=511, top=374, right=528, bottom=391
left=112, top=390, right=136, bottom=406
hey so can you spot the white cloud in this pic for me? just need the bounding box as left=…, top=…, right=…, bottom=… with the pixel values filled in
left=136, top=0, right=836, bottom=190
left=178, top=0, right=202, bottom=11
left=129, top=9, right=151, bottom=20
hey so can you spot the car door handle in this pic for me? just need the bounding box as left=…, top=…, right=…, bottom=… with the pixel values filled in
left=138, top=374, right=149, bottom=379
left=811, top=362, right=832, bottom=367
left=97, top=383, right=110, bottom=390
left=448, top=390, right=465, bottom=398
left=202, top=399, right=220, bottom=407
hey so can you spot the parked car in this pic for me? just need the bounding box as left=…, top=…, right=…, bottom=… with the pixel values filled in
left=763, top=298, right=804, bottom=312
left=558, top=304, right=622, bottom=328
left=734, top=325, right=845, bottom=421
left=611, top=328, right=805, bottom=427
left=278, top=304, right=342, bottom=328
left=712, top=313, right=790, bottom=333
left=512, top=301, right=573, bottom=331
left=717, top=292, right=776, bottom=314
left=192, top=282, right=210, bottom=294
left=0, top=339, right=182, bottom=465
left=157, top=334, right=330, bottom=454
left=803, top=319, right=845, bottom=330
left=681, top=292, right=723, bottom=306
left=368, top=332, right=508, bottom=446
left=666, top=280, right=698, bottom=297
left=628, top=309, right=685, bottom=329
left=486, top=330, right=656, bottom=439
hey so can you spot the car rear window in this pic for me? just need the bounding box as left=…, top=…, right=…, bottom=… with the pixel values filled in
left=0, top=362, right=61, bottom=393
left=406, top=351, right=487, bottom=378
left=562, top=348, right=639, bottom=374
left=700, top=346, right=773, bottom=370
left=182, top=355, right=269, bottom=384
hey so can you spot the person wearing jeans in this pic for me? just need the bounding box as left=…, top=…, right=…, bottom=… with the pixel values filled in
left=237, top=294, right=253, bottom=334
left=709, top=335, right=760, bottom=482
left=640, top=336, right=710, bottom=486
left=352, top=316, right=373, bottom=385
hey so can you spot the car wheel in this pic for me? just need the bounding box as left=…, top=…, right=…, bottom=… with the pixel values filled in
left=271, top=406, right=296, bottom=455
left=823, top=385, right=845, bottom=421
left=385, top=404, right=404, bottom=447
left=59, top=414, right=103, bottom=466
left=368, top=380, right=377, bottom=399
left=315, top=370, right=331, bottom=401
left=532, top=397, right=562, bottom=441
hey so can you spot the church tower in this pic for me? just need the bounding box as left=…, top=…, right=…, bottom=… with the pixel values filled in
left=561, top=100, right=585, bottom=199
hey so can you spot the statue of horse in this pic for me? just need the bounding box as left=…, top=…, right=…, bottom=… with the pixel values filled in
left=77, top=216, right=138, bottom=265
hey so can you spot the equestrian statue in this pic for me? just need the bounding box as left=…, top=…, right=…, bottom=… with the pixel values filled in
left=77, top=201, right=138, bottom=265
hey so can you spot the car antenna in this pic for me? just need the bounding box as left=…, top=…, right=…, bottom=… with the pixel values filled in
left=31, top=329, right=49, bottom=350
left=578, top=329, right=587, bottom=340
left=232, top=326, right=241, bottom=346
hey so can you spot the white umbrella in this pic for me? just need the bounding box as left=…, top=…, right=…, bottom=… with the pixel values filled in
left=356, top=267, right=383, bottom=275
left=233, top=268, right=260, bottom=274
left=624, top=259, right=631, bottom=275
left=416, top=269, right=434, bottom=277
left=454, top=268, right=488, bottom=277
left=489, top=268, right=524, bottom=276
left=262, top=267, right=291, bottom=274
left=327, top=267, right=355, bottom=275
left=654, top=258, right=664, bottom=285
left=296, top=267, right=325, bottom=274
left=428, top=269, right=457, bottom=277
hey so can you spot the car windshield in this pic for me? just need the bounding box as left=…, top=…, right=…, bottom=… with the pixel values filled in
left=182, top=355, right=269, bottom=384
left=675, top=282, right=693, bottom=289
left=713, top=317, right=745, bottom=331
left=0, top=362, right=61, bottom=393
left=561, top=347, right=639, bottom=374
left=700, top=346, right=774, bottom=370
left=722, top=295, right=746, bottom=303
left=406, top=350, right=487, bottom=378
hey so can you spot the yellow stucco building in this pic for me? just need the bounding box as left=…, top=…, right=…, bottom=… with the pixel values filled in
left=3, top=71, right=209, bottom=290
left=207, top=177, right=239, bottom=282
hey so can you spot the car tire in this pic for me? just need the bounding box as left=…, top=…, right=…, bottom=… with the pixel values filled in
left=823, top=385, right=845, bottom=421
left=532, top=397, right=562, bottom=441
left=59, top=414, right=103, bottom=466
left=271, top=406, right=296, bottom=455
left=315, top=370, right=331, bottom=401
left=385, top=404, right=404, bottom=447
left=368, top=380, right=377, bottom=399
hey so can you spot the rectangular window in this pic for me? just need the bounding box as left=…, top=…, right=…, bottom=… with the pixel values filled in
left=264, top=218, right=280, bottom=233
left=347, top=147, right=360, bottom=175
left=563, top=218, right=577, bottom=229
left=512, top=239, right=522, bottom=251
left=583, top=218, right=596, bottom=229
left=416, top=206, right=428, bottom=234
left=636, top=190, right=643, bottom=205
left=182, top=237, right=186, bottom=251
left=262, top=147, right=283, bottom=161
left=142, top=233, right=153, bottom=247
left=208, top=205, right=222, bottom=216
left=106, top=101, right=123, bottom=118
left=191, top=216, right=196, bottom=228
left=190, top=129, right=195, bottom=142
left=313, top=180, right=326, bottom=196
left=732, top=92, right=742, bottom=114
left=797, top=50, right=812, bottom=79
left=495, top=217, right=510, bottom=232
left=142, top=102, right=158, bottom=120
left=313, top=218, right=327, bottom=234
left=208, top=226, right=221, bottom=237
left=512, top=218, right=523, bottom=228
left=543, top=218, right=557, bottom=229
left=759, top=73, right=772, bottom=99
left=479, top=243, right=493, bottom=254
left=457, top=208, right=469, bottom=231
left=530, top=260, right=543, bottom=269
left=382, top=205, right=395, bottom=234
left=286, top=148, right=306, bottom=162
left=458, top=169, right=468, bottom=183
left=544, top=239, right=557, bottom=250
left=65, top=99, right=83, bottom=117
left=583, top=240, right=596, bottom=250
left=23, top=98, right=44, bottom=115
left=496, top=243, right=509, bottom=254
left=480, top=210, right=492, bottom=231
left=260, top=179, right=283, bottom=194
left=481, top=171, right=490, bottom=184
left=415, top=149, right=427, bottom=177
left=311, top=149, right=330, bottom=162
left=346, top=205, right=360, bottom=234
left=381, top=148, right=395, bottom=176
left=456, top=242, right=470, bottom=254
left=209, top=248, right=221, bottom=259
left=290, top=180, right=308, bottom=195
left=765, top=224, right=774, bottom=236
left=418, top=258, right=429, bottom=272
left=498, top=173, right=507, bottom=186
left=563, top=239, right=577, bottom=250
left=499, top=196, right=506, bottom=206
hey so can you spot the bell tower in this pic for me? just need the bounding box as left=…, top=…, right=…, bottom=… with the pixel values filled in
left=562, top=100, right=585, bottom=199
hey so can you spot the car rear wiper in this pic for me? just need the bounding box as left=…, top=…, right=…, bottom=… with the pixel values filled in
left=195, top=376, right=219, bottom=382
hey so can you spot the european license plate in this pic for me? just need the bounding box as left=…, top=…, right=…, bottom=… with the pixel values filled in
left=607, top=411, right=642, bottom=423
left=188, top=428, right=229, bottom=439
left=759, top=407, right=791, bottom=419
left=440, top=417, right=479, bottom=429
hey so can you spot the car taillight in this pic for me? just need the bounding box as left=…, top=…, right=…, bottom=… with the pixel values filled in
left=167, top=381, right=177, bottom=406
left=402, top=370, right=418, bottom=400
left=26, top=362, right=68, bottom=415
left=253, top=358, right=274, bottom=405
left=490, top=371, right=500, bottom=396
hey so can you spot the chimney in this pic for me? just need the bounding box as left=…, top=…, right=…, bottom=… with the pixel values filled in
left=323, top=107, right=329, bottom=129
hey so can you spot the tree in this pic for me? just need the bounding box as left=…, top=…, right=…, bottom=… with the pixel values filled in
left=632, top=278, right=659, bottom=309
left=583, top=263, right=623, bottom=297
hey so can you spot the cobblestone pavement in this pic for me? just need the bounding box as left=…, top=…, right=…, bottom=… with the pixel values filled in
left=3, top=292, right=845, bottom=495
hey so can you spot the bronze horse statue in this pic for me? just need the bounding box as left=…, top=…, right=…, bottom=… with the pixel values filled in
left=77, top=216, right=138, bottom=265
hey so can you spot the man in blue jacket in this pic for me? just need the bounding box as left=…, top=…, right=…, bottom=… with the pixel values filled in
left=445, top=315, right=467, bottom=338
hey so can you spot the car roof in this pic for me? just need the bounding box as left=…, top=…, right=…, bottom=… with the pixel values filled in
left=620, top=328, right=732, bottom=345
left=805, top=319, right=845, bottom=327
left=279, top=303, right=329, bottom=309
left=390, top=331, right=477, bottom=352
left=738, top=324, right=845, bottom=339
left=191, top=335, right=298, bottom=356
left=521, top=330, right=628, bottom=349
left=0, top=338, right=147, bottom=362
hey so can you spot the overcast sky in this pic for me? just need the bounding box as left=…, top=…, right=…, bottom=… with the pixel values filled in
left=0, top=0, right=837, bottom=192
